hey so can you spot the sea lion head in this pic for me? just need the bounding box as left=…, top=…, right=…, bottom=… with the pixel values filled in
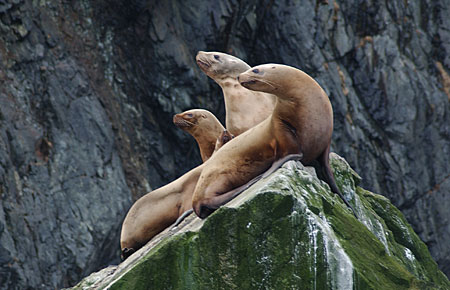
left=239, top=64, right=326, bottom=105
left=196, top=51, right=251, bottom=80
left=173, top=109, right=220, bottom=134
left=237, top=64, right=290, bottom=94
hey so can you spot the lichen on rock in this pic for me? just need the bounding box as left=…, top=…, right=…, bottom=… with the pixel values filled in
left=72, top=154, right=450, bottom=289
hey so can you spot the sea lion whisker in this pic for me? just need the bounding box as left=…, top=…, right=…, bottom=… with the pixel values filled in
left=257, top=78, right=277, bottom=89
left=182, top=119, right=195, bottom=126
left=196, top=59, right=211, bottom=69
left=175, top=118, right=195, bottom=127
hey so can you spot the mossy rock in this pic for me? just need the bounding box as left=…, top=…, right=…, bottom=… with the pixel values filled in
left=72, top=155, right=450, bottom=290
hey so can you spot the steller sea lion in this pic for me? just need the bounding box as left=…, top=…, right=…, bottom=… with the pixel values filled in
left=173, top=109, right=225, bottom=162
left=191, top=64, right=356, bottom=219
left=120, top=165, right=203, bottom=260
left=196, top=51, right=276, bottom=136
left=121, top=111, right=234, bottom=260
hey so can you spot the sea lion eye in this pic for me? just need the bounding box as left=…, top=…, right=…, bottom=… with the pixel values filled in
left=214, top=55, right=220, bottom=60
left=252, top=69, right=259, bottom=73
left=186, top=113, right=194, bottom=118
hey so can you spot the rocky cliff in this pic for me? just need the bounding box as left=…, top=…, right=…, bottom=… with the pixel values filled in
left=0, top=0, right=449, bottom=289
left=72, top=156, right=450, bottom=289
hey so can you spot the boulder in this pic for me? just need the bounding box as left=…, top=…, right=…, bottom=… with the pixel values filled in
left=72, top=155, right=450, bottom=289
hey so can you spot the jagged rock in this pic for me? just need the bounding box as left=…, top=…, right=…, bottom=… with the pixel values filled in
left=71, top=155, right=450, bottom=289
left=0, top=0, right=449, bottom=288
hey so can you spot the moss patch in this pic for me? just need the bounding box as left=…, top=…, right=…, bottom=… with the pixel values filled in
left=98, top=158, right=450, bottom=290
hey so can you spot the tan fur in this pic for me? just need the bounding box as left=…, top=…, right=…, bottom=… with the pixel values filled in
left=120, top=110, right=230, bottom=258
left=192, top=64, right=334, bottom=218
left=120, top=164, right=203, bottom=255
left=173, top=109, right=225, bottom=162
left=196, top=51, right=276, bottom=136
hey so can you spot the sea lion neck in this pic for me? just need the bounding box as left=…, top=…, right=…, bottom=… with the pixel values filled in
left=196, top=51, right=275, bottom=136
left=191, top=122, right=224, bottom=162
left=216, top=76, right=239, bottom=88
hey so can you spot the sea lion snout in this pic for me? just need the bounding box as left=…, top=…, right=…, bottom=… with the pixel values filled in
left=172, top=114, right=186, bottom=127
left=196, top=51, right=211, bottom=70
left=237, top=72, right=250, bottom=86
left=241, top=80, right=256, bottom=88
left=173, top=114, right=195, bottom=129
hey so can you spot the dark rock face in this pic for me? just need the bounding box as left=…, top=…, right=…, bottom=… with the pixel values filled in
left=0, top=0, right=448, bottom=288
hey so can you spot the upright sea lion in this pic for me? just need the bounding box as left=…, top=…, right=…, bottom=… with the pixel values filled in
left=196, top=51, right=276, bottom=136
left=192, top=64, right=355, bottom=219
left=173, top=109, right=225, bottom=162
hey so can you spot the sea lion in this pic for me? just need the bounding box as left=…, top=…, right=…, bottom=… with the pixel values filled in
left=192, top=64, right=356, bottom=219
left=196, top=51, right=276, bottom=136
left=173, top=109, right=225, bottom=162
left=120, top=164, right=203, bottom=260
left=121, top=111, right=233, bottom=260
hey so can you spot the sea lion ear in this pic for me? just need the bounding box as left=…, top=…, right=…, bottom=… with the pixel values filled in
left=201, top=114, right=207, bottom=118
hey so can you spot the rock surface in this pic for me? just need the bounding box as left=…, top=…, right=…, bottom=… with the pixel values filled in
left=0, top=0, right=449, bottom=288
left=72, top=156, right=450, bottom=289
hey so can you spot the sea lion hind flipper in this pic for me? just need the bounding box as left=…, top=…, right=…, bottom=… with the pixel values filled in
left=172, top=209, right=194, bottom=228
left=121, top=247, right=135, bottom=261
left=318, top=148, right=358, bottom=219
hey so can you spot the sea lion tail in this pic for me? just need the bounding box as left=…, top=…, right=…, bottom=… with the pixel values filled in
left=121, top=247, right=135, bottom=261
left=318, top=146, right=358, bottom=219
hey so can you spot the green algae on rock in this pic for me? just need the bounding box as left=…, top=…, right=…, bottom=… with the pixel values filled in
left=72, top=154, right=450, bottom=290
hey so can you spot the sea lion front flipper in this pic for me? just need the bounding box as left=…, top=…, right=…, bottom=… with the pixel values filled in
left=195, top=154, right=304, bottom=219
left=121, top=247, right=135, bottom=261
left=195, top=173, right=265, bottom=219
